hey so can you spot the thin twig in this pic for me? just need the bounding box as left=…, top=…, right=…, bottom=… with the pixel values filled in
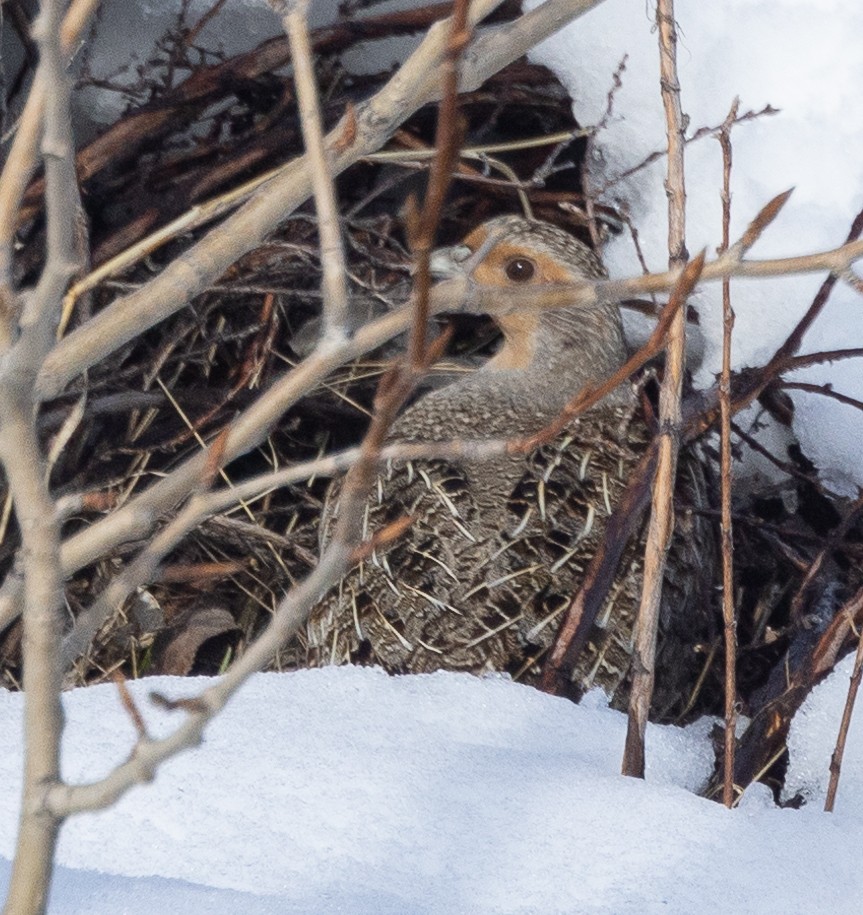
left=595, top=104, right=778, bottom=195
left=767, top=204, right=863, bottom=371
left=717, top=97, right=740, bottom=808
left=277, top=0, right=350, bottom=342
left=824, top=586, right=863, bottom=812
left=404, top=0, right=471, bottom=367
left=780, top=381, right=863, bottom=414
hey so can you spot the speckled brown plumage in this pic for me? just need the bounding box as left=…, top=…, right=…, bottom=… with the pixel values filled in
left=305, top=216, right=714, bottom=715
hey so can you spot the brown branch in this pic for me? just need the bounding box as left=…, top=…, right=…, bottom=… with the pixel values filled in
left=404, top=0, right=471, bottom=367
left=623, top=0, right=688, bottom=781
left=38, top=186, right=863, bottom=408
left=779, top=348, right=863, bottom=372
left=825, top=600, right=863, bottom=812
left=680, top=197, right=862, bottom=445
left=767, top=204, right=863, bottom=370
left=703, top=586, right=863, bottom=801
left=0, top=0, right=100, bottom=289
left=541, top=441, right=659, bottom=693
left=61, top=0, right=471, bottom=666
left=717, top=97, right=740, bottom=808
left=542, top=252, right=706, bottom=694
left=780, top=381, right=863, bottom=414
left=111, top=671, right=149, bottom=741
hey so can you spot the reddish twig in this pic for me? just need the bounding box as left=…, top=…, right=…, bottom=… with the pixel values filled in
left=825, top=599, right=863, bottom=812
left=111, top=671, right=149, bottom=741
left=717, top=97, right=740, bottom=808
left=779, top=381, right=863, bottom=414
left=404, top=0, right=471, bottom=368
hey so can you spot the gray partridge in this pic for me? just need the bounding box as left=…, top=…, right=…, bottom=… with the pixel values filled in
left=305, top=215, right=715, bottom=716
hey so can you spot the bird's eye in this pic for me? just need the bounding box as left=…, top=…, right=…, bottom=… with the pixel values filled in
left=504, top=257, right=535, bottom=282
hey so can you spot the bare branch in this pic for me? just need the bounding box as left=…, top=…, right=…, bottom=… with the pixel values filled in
left=0, top=0, right=100, bottom=291
left=623, top=0, right=688, bottom=780
left=824, top=587, right=863, bottom=812
left=717, top=97, right=740, bottom=809
left=404, top=0, right=471, bottom=366
left=766, top=203, right=863, bottom=370
left=3, top=0, right=90, bottom=908
left=276, top=0, right=350, bottom=342
left=780, top=381, right=863, bottom=414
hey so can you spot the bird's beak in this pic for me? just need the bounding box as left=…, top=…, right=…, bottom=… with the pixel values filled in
left=429, top=244, right=472, bottom=280
left=427, top=231, right=503, bottom=315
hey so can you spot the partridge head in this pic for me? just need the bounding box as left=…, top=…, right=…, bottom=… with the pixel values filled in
left=427, top=215, right=625, bottom=412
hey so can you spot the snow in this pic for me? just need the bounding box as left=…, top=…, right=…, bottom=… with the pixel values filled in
left=784, top=652, right=863, bottom=812
left=526, top=0, right=863, bottom=495
left=1, top=666, right=863, bottom=913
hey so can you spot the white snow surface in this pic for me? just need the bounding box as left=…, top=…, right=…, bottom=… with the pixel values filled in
left=526, top=0, right=863, bottom=495
left=1, top=666, right=863, bottom=913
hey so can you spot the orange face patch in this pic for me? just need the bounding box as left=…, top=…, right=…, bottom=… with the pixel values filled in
left=459, top=227, right=569, bottom=370
left=461, top=229, right=579, bottom=290
left=487, top=312, right=539, bottom=370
